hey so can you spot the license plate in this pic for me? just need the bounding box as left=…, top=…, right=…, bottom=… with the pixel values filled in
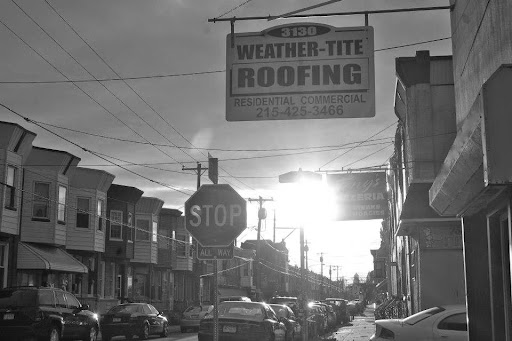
left=3, top=314, right=14, bottom=320
left=223, top=325, right=236, bottom=333
left=113, top=317, right=121, bottom=323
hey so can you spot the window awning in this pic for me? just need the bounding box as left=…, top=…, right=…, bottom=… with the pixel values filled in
left=376, top=279, right=387, bottom=290
left=17, top=242, right=88, bottom=274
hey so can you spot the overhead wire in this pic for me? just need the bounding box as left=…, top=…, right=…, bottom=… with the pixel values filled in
left=41, top=0, right=253, bottom=193
left=1, top=103, right=193, bottom=195
left=10, top=0, right=189, bottom=168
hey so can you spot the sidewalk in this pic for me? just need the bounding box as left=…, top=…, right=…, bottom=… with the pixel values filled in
left=322, top=305, right=376, bottom=341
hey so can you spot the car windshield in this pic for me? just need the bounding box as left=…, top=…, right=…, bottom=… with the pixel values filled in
left=403, top=307, right=446, bottom=325
left=216, top=302, right=265, bottom=321
left=108, top=304, right=142, bottom=314
left=0, top=289, right=37, bottom=308
left=270, top=305, right=288, bottom=318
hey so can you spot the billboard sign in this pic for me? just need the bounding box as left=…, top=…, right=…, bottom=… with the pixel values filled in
left=226, top=23, right=375, bottom=121
left=327, top=172, right=387, bottom=220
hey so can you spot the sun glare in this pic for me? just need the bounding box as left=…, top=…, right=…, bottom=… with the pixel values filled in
left=275, top=176, right=338, bottom=227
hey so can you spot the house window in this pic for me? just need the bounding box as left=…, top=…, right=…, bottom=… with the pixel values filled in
left=127, top=213, right=133, bottom=242
left=110, top=210, right=123, bottom=240
left=136, top=219, right=150, bottom=241
left=33, top=182, right=50, bottom=219
left=76, top=198, right=90, bottom=228
left=176, top=235, right=186, bottom=256
left=97, top=199, right=104, bottom=231
left=0, top=243, right=8, bottom=288
left=4, top=166, right=16, bottom=209
left=57, top=186, right=66, bottom=222
left=152, top=221, right=158, bottom=242
left=115, top=275, right=122, bottom=298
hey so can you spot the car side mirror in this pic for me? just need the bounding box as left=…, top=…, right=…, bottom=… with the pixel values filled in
left=80, top=304, right=90, bottom=311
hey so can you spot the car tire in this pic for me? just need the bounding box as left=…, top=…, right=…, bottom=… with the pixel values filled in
left=139, top=322, right=150, bottom=340
left=48, top=326, right=60, bottom=341
left=161, top=322, right=168, bottom=337
left=83, top=325, right=98, bottom=341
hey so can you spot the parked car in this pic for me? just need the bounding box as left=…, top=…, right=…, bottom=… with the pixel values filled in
left=370, top=305, right=468, bottom=341
left=100, top=303, right=168, bottom=340
left=323, top=298, right=349, bottom=324
left=0, top=286, right=99, bottom=341
left=307, top=303, right=328, bottom=336
left=219, top=296, right=252, bottom=302
left=269, top=303, right=301, bottom=341
left=180, top=304, right=213, bottom=332
left=312, top=302, right=336, bottom=329
left=198, top=301, right=286, bottom=341
left=269, top=296, right=299, bottom=315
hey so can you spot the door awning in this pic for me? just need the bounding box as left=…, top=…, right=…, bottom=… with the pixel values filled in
left=17, top=242, right=88, bottom=273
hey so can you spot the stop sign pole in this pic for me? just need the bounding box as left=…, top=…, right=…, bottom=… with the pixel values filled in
left=185, top=184, right=247, bottom=341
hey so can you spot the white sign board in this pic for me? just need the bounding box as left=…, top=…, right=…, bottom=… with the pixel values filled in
left=226, top=23, right=375, bottom=121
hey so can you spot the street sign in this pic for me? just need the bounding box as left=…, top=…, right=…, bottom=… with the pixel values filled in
left=185, top=184, right=247, bottom=247
left=197, top=243, right=234, bottom=260
left=226, top=23, right=375, bottom=121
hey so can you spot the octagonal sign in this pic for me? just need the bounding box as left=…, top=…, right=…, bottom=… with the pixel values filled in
left=185, top=184, right=247, bottom=247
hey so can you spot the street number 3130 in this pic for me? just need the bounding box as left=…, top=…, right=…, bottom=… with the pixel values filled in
left=281, top=26, right=317, bottom=37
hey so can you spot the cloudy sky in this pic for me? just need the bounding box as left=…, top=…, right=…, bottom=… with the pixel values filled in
left=0, top=0, right=451, bottom=280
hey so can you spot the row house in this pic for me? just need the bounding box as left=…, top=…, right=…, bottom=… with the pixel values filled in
left=381, top=51, right=465, bottom=317
left=17, top=146, right=86, bottom=289
left=0, top=122, right=36, bottom=287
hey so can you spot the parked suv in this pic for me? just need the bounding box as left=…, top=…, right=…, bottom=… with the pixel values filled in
left=0, top=286, right=99, bottom=341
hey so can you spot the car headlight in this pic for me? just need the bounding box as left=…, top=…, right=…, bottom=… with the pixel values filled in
left=92, top=313, right=98, bottom=320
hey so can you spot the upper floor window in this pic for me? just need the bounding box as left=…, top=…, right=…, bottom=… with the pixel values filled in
left=136, top=219, right=150, bottom=241
left=152, top=221, right=158, bottom=243
left=97, top=199, right=104, bottom=231
left=110, top=210, right=123, bottom=240
left=4, top=165, right=16, bottom=209
left=127, top=213, right=133, bottom=242
left=76, top=197, right=90, bottom=228
left=57, top=186, right=67, bottom=223
left=33, top=182, right=50, bottom=219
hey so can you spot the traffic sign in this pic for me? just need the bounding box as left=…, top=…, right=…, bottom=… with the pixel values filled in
left=185, top=184, right=247, bottom=247
left=226, top=23, right=375, bottom=121
left=197, top=243, right=234, bottom=260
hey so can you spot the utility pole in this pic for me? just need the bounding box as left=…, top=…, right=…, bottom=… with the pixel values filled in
left=320, top=253, right=324, bottom=299
left=248, top=196, right=273, bottom=301
left=329, top=265, right=332, bottom=297
left=182, top=162, right=207, bottom=190
left=273, top=210, right=276, bottom=243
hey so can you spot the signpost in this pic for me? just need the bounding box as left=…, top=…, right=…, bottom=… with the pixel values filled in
left=226, top=23, right=375, bottom=121
left=185, top=184, right=247, bottom=341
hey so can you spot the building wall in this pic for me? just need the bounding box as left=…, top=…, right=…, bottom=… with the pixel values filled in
left=420, top=249, right=465, bottom=309
left=0, top=150, right=22, bottom=235
left=451, top=0, right=512, bottom=126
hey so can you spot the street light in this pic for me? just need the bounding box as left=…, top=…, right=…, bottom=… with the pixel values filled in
left=279, top=168, right=322, bottom=341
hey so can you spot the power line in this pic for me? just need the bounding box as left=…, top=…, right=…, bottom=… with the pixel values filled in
left=11, top=0, right=190, bottom=168
left=0, top=37, right=451, bottom=85
left=319, top=121, right=397, bottom=169
left=1, top=103, right=193, bottom=195
left=216, top=0, right=255, bottom=19
left=42, top=0, right=253, bottom=193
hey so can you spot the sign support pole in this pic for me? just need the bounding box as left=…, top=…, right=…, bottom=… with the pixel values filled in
left=300, top=226, right=308, bottom=341
left=213, top=256, right=219, bottom=341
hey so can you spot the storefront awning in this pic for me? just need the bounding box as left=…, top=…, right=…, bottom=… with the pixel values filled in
left=17, top=242, right=88, bottom=273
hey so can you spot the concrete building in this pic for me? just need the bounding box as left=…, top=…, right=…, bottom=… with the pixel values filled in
left=429, top=1, right=512, bottom=340
left=386, top=51, right=465, bottom=315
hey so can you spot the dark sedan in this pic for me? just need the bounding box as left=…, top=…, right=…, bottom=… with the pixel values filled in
left=198, top=301, right=286, bottom=341
left=100, top=303, right=168, bottom=341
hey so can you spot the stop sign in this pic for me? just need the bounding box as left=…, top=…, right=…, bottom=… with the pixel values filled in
left=185, top=184, right=247, bottom=247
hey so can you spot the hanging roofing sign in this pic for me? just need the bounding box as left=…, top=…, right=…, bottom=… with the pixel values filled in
left=327, top=172, right=387, bottom=221
left=226, top=23, right=375, bottom=121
